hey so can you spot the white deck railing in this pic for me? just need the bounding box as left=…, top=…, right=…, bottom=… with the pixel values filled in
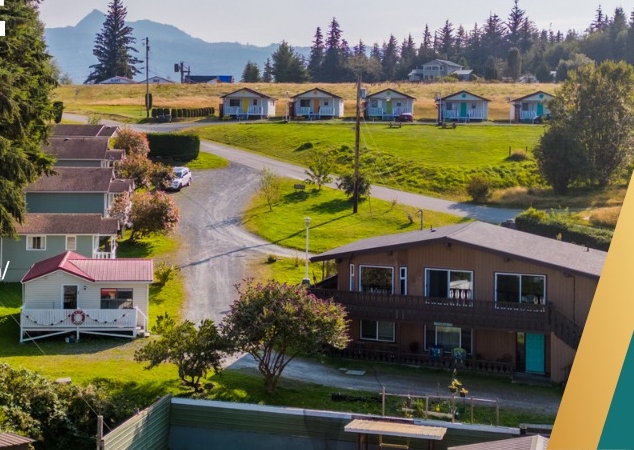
left=520, top=111, right=537, bottom=120
left=20, top=307, right=141, bottom=342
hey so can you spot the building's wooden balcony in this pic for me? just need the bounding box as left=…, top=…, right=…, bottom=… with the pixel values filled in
left=20, top=307, right=146, bottom=343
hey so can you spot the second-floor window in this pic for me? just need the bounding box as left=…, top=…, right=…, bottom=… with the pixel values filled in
left=359, top=266, right=393, bottom=294
left=425, top=269, right=473, bottom=299
left=66, top=235, right=77, bottom=251
left=495, top=273, right=546, bottom=304
left=26, top=236, right=46, bottom=250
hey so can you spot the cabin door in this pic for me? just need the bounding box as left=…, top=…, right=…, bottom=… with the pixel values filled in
left=63, top=285, right=78, bottom=309
left=241, top=98, right=249, bottom=113
left=313, top=99, right=320, bottom=114
left=386, top=99, right=393, bottom=115
left=537, top=102, right=544, bottom=116
left=525, top=333, right=545, bottom=373
left=460, top=102, right=468, bottom=118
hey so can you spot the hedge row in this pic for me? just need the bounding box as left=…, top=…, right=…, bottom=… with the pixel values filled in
left=146, top=133, right=200, bottom=162
left=151, top=107, right=214, bottom=119
left=514, top=208, right=612, bottom=251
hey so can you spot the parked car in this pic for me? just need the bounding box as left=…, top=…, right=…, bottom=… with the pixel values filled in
left=396, top=112, right=414, bottom=122
left=168, top=166, right=192, bottom=191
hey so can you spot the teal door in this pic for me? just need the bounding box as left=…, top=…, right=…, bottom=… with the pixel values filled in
left=537, top=102, right=544, bottom=116
left=525, top=333, right=545, bottom=373
left=460, top=102, right=467, bottom=119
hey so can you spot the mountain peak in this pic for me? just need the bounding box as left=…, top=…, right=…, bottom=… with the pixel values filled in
left=75, top=9, right=105, bottom=30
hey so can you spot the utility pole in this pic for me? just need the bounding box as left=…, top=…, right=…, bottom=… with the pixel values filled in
left=144, top=37, right=150, bottom=118
left=353, top=74, right=361, bottom=214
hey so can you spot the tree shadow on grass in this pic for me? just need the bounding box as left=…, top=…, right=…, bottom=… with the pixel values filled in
left=307, top=198, right=354, bottom=214
left=116, top=240, right=153, bottom=258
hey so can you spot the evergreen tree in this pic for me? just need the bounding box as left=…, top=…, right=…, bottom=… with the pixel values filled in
left=418, top=25, right=435, bottom=63
left=307, top=27, right=325, bottom=81
left=507, top=47, right=521, bottom=80
left=85, top=0, right=140, bottom=84
left=381, top=35, right=399, bottom=81
left=321, top=17, right=346, bottom=82
left=262, top=58, right=273, bottom=82
left=241, top=61, right=261, bottom=82
left=506, top=0, right=526, bottom=49
left=271, top=41, right=308, bottom=82
left=397, top=34, right=417, bottom=79
left=437, top=20, right=455, bottom=60
left=0, top=1, right=57, bottom=238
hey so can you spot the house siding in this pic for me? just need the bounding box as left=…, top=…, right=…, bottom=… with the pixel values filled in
left=2, top=235, right=99, bottom=283
left=26, top=193, right=106, bottom=214
left=328, top=239, right=596, bottom=383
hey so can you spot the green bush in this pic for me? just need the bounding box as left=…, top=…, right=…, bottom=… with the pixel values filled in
left=515, top=207, right=612, bottom=251
left=466, top=175, right=491, bottom=202
left=147, top=133, right=200, bottom=162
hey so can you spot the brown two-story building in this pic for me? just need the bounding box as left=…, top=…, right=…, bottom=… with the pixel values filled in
left=310, top=221, right=606, bottom=384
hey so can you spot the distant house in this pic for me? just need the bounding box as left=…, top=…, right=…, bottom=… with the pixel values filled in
left=364, top=89, right=415, bottom=121
left=98, top=76, right=136, bottom=84
left=20, top=251, right=153, bottom=342
left=219, top=88, right=275, bottom=119
left=454, top=69, right=474, bottom=81
left=437, top=90, right=490, bottom=122
left=141, top=76, right=174, bottom=84
left=290, top=88, right=344, bottom=119
left=509, top=91, right=554, bottom=123
left=408, top=59, right=463, bottom=81
left=185, top=75, right=234, bottom=84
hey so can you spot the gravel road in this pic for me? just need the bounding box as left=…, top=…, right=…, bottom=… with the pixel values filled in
left=172, top=163, right=298, bottom=324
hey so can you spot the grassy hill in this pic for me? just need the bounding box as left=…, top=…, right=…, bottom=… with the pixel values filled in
left=54, top=81, right=558, bottom=122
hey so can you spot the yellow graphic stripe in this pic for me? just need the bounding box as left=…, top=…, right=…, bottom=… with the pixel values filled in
left=550, top=176, right=634, bottom=448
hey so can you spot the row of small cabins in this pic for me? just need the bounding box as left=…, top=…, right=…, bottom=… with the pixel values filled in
left=217, top=87, right=554, bottom=123
left=1, top=125, right=603, bottom=385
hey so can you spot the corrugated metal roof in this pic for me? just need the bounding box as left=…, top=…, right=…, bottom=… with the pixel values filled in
left=0, top=432, right=35, bottom=447
left=448, top=434, right=549, bottom=450
left=311, top=221, right=606, bottom=278
left=21, top=251, right=153, bottom=283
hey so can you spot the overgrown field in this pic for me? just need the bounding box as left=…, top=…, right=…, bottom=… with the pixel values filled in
left=192, top=121, right=544, bottom=198
left=54, top=81, right=559, bottom=122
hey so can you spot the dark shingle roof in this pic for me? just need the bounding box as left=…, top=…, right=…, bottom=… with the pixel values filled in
left=21, top=251, right=153, bottom=283
left=52, top=124, right=118, bottom=137
left=45, top=137, right=110, bottom=161
left=16, top=214, right=119, bottom=235
left=311, top=221, right=606, bottom=278
left=26, top=167, right=115, bottom=192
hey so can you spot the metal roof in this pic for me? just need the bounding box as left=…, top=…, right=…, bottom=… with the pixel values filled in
left=15, top=213, right=119, bottom=235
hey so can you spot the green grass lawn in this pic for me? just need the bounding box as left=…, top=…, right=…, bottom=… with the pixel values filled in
left=190, top=122, right=544, bottom=198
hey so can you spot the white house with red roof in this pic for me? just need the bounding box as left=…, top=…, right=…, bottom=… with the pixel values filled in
left=20, top=251, right=153, bottom=343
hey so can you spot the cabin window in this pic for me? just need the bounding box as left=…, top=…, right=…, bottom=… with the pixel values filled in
left=471, top=103, right=477, bottom=109
left=522, top=103, right=530, bottom=111
left=252, top=99, right=258, bottom=106
left=228, top=99, right=240, bottom=107
left=495, top=273, right=546, bottom=304
left=26, top=236, right=46, bottom=250
left=399, top=267, right=408, bottom=295
left=100, top=288, right=134, bottom=309
left=371, top=100, right=379, bottom=108
left=445, top=103, right=453, bottom=110
left=359, top=266, right=393, bottom=294
left=361, top=320, right=395, bottom=342
left=425, top=326, right=472, bottom=354
left=425, top=269, right=473, bottom=299
left=396, top=101, right=402, bottom=107
left=324, top=100, right=329, bottom=106
left=300, top=99, right=310, bottom=107
left=66, top=235, right=77, bottom=251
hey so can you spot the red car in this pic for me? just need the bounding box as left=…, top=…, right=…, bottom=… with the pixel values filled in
left=396, top=112, right=414, bottom=122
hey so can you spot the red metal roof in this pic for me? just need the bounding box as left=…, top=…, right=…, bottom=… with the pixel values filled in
left=21, top=251, right=153, bottom=283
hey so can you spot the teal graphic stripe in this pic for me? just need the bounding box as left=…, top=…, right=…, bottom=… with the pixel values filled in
left=599, top=331, right=634, bottom=449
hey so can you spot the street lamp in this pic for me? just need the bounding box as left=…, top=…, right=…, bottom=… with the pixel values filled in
left=302, top=217, right=311, bottom=285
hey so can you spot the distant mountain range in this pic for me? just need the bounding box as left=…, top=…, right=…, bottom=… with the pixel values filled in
left=44, top=9, right=310, bottom=84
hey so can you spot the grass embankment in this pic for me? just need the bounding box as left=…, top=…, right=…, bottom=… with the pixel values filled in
left=54, top=81, right=559, bottom=122
left=192, top=121, right=544, bottom=200
left=243, top=178, right=468, bottom=283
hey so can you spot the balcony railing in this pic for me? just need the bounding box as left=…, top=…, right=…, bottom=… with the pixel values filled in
left=20, top=307, right=142, bottom=343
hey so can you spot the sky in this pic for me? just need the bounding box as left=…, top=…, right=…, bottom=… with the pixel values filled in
left=38, top=0, right=628, bottom=48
